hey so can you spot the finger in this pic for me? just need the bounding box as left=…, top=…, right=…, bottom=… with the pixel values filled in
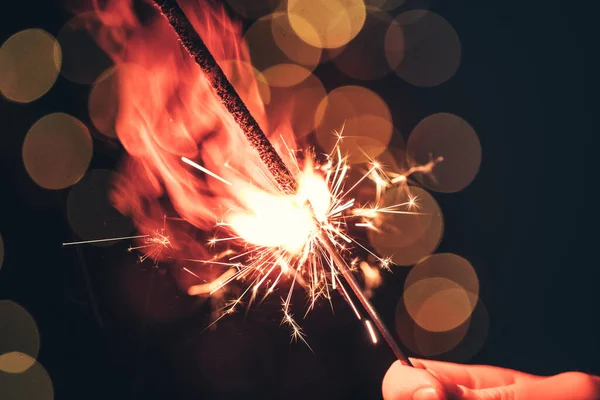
left=410, top=358, right=542, bottom=389
left=456, top=371, right=600, bottom=400
left=382, top=360, right=458, bottom=400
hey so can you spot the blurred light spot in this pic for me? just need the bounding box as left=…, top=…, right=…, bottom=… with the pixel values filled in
left=407, top=113, right=481, bottom=193
left=0, top=352, right=36, bottom=374
left=88, top=66, right=120, bottom=138
left=0, top=234, right=4, bottom=270
left=0, top=29, right=61, bottom=103
left=413, top=316, right=470, bottom=356
left=368, top=186, right=443, bottom=266
left=332, top=10, right=403, bottom=80
left=440, top=299, right=489, bottom=362
left=315, top=85, right=392, bottom=164
left=271, top=12, right=322, bottom=68
left=67, top=169, right=134, bottom=245
left=395, top=293, right=470, bottom=357
left=0, top=357, right=53, bottom=400
left=57, top=11, right=125, bottom=84
left=404, top=278, right=475, bottom=332
left=226, top=0, right=283, bottom=19
left=23, top=113, right=93, bottom=190
left=406, top=253, right=479, bottom=307
left=262, top=63, right=313, bottom=87
left=287, top=0, right=366, bottom=49
left=387, top=11, right=461, bottom=87
left=267, top=71, right=326, bottom=138
left=245, top=13, right=320, bottom=84
left=0, top=301, right=39, bottom=370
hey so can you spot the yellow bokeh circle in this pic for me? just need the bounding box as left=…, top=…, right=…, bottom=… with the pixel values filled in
left=315, top=85, right=393, bottom=164
left=22, top=113, right=93, bottom=190
left=0, top=29, right=61, bottom=103
left=287, top=0, right=367, bottom=49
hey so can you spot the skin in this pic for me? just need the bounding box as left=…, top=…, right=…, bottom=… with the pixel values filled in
left=382, top=358, right=600, bottom=400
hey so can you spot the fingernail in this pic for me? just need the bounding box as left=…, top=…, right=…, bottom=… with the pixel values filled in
left=412, top=387, right=443, bottom=400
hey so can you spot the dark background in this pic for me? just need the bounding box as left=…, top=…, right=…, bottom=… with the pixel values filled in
left=0, top=0, right=597, bottom=399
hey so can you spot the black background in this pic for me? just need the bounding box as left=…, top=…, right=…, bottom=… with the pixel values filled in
left=1, top=0, right=598, bottom=399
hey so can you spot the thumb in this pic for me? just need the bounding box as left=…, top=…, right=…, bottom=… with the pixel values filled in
left=382, top=361, right=458, bottom=400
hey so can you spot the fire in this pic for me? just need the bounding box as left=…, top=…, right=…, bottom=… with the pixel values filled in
left=74, top=0, right=439, bottom=344
left=228, top=161, right=330, bottom=252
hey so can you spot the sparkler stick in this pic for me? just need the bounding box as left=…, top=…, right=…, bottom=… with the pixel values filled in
left=152, top=0, right=412, bottom=366
left=152, top=0, right=298, bottom=195
left=319, top=235, right=411, bottom=364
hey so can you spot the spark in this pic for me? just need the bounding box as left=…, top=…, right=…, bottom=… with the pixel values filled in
left=182, top=156, right=232, bottom=186
left=62, top=234, right=149, bottom=246
left=63, top=133, right=439, bottom=345
left=177, top=140, right=438, bottom=342
left=365, top=320, right=378, bottom=344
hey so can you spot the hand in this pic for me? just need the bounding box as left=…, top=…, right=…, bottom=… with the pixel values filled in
left=382, top=358, right=600, bottom=400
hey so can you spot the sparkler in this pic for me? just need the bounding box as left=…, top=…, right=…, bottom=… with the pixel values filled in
left=151, top=0, right=417, bottom=365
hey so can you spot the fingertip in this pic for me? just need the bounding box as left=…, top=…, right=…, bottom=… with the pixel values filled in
left=382, top=361, right=447, bottom=400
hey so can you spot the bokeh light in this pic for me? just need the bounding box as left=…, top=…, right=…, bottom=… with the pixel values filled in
left=88, top=66, right=120, bottom=138
left=0, top=29, right=61, bottom=103
left=287, top=0, right=366, bottom=49
left=67, top=169, right=134, bottom=245
left=395, top=292, right=470, bottom=357
left=406, top=253, right=479, bottom=306
left=57, top=11, right=125, bottom=85
left=271, top=12, right=322, bottom=69
left=262, top=63, right=315, bottom=88
left=407, top=113, right=481, bottom=193
left=368, top=186, right=443, bottom=266
left=22, top=113, right=93, bottom=190
left=244, top=13, right=321, bottom=86
left=0, top=352, right=36, bottom=374
left=0, top=355, right=54, bottom=400
left=0, top=301, right=40, bottom=371
left=386, top=11, right=461, bottom=87
left=441, top=299, right=489, bottom=362
left=332, top=10, right=403, bottom=80
left=266, top=71, right=327, bottom=138
left=315, top=85, right=393, bottom=164
left=225, top=0, right=283, bottom=19
left=404, top=278, right=474, bottom=332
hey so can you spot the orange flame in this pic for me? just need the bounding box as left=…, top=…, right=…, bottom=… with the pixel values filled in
left=85, top=0, right=303, bottom=260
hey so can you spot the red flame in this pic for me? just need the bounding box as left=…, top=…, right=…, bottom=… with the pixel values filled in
left=85, top=0, right=304, bottom=259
